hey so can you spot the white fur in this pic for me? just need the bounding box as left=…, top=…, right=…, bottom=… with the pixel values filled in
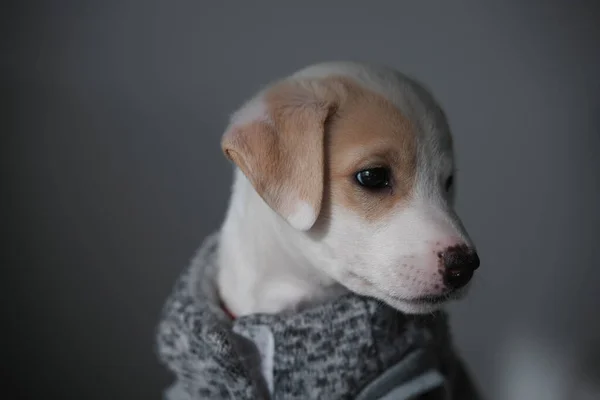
left=218, top=62, right=475, bottom=316
left=217, top=169, right=346, bottom=316
left=229, top=96, right=271, bottom=127
left=294, top=200, right=474, bottom=314
left=287, top=201, right=317, bottom=231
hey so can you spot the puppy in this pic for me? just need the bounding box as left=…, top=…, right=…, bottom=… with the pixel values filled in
left=217, top=61, right=480, bottom=318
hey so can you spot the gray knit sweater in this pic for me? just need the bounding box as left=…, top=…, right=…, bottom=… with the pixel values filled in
left=156, top=233, right=480, bottom=400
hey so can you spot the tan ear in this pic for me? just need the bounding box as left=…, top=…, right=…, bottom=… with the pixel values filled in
left=221, top=80, right=335, bottom=231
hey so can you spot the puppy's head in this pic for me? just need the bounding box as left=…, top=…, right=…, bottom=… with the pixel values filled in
left=222, top=62, right=480, bottom=314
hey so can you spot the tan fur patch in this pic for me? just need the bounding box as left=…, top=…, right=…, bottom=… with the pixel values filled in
left=222, top=76, right=417, bottom=228
left=222, top=81, right=335, bottom=229
left=323, top=77, right=418, bottom=222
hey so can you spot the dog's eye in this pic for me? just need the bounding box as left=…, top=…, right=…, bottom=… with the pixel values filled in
left=445, top=175, right=454, bottom=192
left=355, top=168, right=390, bottom=189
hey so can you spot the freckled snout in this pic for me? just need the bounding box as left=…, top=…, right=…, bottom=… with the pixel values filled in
left=439, top=245, right=480, bottom=289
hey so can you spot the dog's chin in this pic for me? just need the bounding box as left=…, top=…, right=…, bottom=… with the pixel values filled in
left=335, top=274, right=471, bottom=315
left=385, top=298, right=447, bottom=314
left=378, top=287, right=470, bottom=315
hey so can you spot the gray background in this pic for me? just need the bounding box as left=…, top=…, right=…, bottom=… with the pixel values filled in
left=4, top=1, right=600, bottom=399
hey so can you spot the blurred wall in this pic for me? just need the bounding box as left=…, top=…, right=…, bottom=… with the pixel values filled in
left=3, top=1, right=600, bottom=399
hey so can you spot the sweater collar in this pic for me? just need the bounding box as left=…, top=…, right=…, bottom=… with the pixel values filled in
left=157, top=232, right=454, bottom=399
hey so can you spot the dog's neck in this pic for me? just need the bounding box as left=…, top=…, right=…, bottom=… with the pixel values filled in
left=217, top=169, right=346, bottom=317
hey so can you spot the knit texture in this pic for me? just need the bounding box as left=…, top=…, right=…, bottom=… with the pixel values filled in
left=156, top=233, right=480, bottom=399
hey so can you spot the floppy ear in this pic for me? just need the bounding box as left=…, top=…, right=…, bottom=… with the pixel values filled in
left=221, top=80, right=335, bottom=231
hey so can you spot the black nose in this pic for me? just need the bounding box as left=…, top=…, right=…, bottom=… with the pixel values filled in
left=441, top=245, right=480, bottom=290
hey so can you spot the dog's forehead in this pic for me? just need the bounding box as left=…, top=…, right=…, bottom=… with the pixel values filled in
left=293, top=62, right=453, bottom=160
left=293, top=63, right=441, bottom=120
left=298, top=64, right=449, bottom=149
left=325, top=80, right=416, bottom=164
